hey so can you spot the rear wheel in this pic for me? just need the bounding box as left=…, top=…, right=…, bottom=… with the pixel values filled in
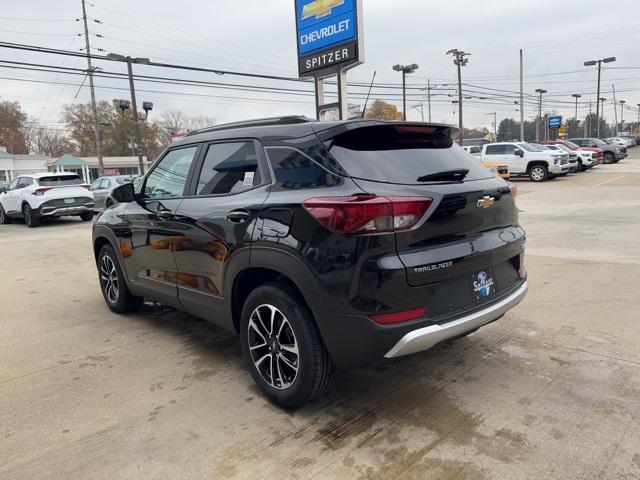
left=604, top=152, right=615, bottom=164
left=528, top=165, right=548, bottom=182
left=240, top=282, right=333, bottom=409
left=0, top=204, right=11, bottom=224
left=23, top=204, right=40, bottom=228
left=98, top=244, right=143, bottom=313
left=80, top=212, right=94, bottom=222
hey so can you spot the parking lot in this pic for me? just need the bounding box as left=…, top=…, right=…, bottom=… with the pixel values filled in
left=1, top=152, right=640, bottom=480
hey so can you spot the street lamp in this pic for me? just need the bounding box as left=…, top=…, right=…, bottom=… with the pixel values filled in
left=637, top=104, right=640, bottom=134
left=584, top=56, right=616, bottom=138
left=393, top=63, right=419, bottom=121
left=535, top=89, right=547, bottom=142
left=619, top=100, right=626, bottom=133
left=571, top=94, right=582, bottom=138
left=107, top=53, right=151, bottom=175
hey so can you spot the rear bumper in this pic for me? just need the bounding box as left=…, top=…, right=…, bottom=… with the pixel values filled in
left=36, top=203, right=95, bottom=217
left=385, top=281, right=528, bottom=358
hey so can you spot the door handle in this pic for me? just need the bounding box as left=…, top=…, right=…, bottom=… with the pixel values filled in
left=226, top=210, right=250, bottom=223
left=156, top=208, right=173, bottom=221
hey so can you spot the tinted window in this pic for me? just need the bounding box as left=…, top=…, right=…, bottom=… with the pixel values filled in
left=196, top=142, right=261, bottom=195
left=17, top=178, right=33, bottom=188
left=144, top=146, right=197, bottom=199
left=266, top=147, right=342, bottom=190
left=469, top=146, right=481, bottom=154
left=485, top=145, right=505, bottom=155
left=328, top=125, right=491, bottom=184
left=39, top=175, right=82, bottom=186
left=504, top=144, right=516, bottom=155
left=8, top=178, right=19, bottom=190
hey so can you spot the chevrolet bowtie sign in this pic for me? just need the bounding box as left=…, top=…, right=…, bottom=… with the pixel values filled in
left=295, top=0, right=363, bottom=77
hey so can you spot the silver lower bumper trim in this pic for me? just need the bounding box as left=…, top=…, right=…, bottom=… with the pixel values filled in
left=40, top=204, right=95, bottom=216
left=384, top=281, right=528, bottom=359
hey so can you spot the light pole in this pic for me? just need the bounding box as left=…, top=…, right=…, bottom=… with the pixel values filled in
left=619, top=100, right=626, bottom=132
left=572, top=94, right=582, bottom=138
left=535, top=89, right=547, bottom=142
left=584, top=57, right=616, bottom=138
left=598, top=97, right=606, bottom=138
left=392, top=63, right=419, bottom=121
left=637, top=104, right=640, bottom=133
left=486, top=112, right=497, bottom=141
left=446, top=49, right=470, bottom=144
left=107, top=53, right=151, bottom=175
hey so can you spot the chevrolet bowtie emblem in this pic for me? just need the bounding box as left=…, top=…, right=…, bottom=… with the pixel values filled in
left=477, top=196, right=495, bottom=209
left=301, top=0, right=346, bottom=20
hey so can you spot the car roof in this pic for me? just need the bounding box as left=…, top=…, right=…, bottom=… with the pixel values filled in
left=172, top=116, right=456, bottom=147
left=19, top=172, right=80, bottom=179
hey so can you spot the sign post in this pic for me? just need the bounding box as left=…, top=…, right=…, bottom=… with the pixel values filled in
left=295, top=0, right=364, bottom=120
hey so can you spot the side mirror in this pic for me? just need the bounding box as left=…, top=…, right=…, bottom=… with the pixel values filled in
left=513, top=148, right=524, bottom=157
left=111, top=182, right=136, bottom=203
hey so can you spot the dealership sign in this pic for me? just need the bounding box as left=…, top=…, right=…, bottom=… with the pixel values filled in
left=295, top=0, right=363, bottom=77
left=548, top=116, right=563, bottom=129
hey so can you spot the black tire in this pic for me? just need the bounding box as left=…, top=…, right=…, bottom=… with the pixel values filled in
left=105, top=199, right=113, bottom=209
left=528, top=165, right=548, bottom=182
left=0, top=203, right=12, bottom=224
left=604, top=152, right=615, bottom=164
left=80, top=212, right=94, bottom=222
left=240, top=282, right=333, bottom=409
left=97, top=244, right=143, bottom=313
left=23, top=204, right=40, bottom=228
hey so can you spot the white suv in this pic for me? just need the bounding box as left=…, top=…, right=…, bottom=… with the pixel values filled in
left=481, top=142, right=570, bottom=182
left=0, top=172, right=95, bottom=227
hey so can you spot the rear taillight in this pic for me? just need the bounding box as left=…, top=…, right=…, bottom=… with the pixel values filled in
left=33, top=188, right=52, bottom=196
left=302, top=195, right=432, bottom=235
left=370, top=307, right=427, bottom=325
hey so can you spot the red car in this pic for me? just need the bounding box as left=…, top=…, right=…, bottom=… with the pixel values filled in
left=541, top=140, right=603, bottom=164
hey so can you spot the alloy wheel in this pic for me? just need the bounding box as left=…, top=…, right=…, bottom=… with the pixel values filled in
left=23, top=206, right=31, bottom=225
left=531, top=167, right=545, bottom=181
left=247, top=304, right=299, bottom=390
left=100, top=254, right=120, bottom=304
left=0, top=206, right=5, bottom=223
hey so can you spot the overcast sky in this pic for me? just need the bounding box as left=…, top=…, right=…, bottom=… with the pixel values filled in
left=2, top=0, right=639, bottom=131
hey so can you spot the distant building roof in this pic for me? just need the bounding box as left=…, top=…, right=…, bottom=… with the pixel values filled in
left=54, top=154, right=88, bottom=167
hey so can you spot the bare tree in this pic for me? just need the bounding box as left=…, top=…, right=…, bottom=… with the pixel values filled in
left=24, top=121, right=78, bottom=157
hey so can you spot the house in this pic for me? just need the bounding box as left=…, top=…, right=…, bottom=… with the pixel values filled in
left=0, top=150, right=49, bottom=181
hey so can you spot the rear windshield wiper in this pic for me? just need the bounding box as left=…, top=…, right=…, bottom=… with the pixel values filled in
left=417, top=169, right=469, bottom=183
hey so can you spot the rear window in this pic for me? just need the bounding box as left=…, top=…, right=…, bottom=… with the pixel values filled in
left=38, top=175, right=83, bottom=186
left=327, top=125, right=491, bottom=184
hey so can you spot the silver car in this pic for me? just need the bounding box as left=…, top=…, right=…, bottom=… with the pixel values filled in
left=90, top=176, right=138, bottom=211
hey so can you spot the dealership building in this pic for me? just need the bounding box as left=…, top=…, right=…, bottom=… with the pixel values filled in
left=0, top=148, right=149, bottom=182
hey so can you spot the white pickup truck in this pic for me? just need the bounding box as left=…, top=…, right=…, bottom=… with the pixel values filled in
left=481, top=142, right=570, bottom=182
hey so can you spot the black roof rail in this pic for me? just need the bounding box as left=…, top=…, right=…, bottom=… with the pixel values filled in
left=185, top=115, right=315, bottom=137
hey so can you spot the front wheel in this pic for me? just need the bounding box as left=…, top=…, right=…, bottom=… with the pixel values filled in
left=604, top=152, right=615, bottom=164
left=80, top=212, right=94, bottom=222
left=529, top=165, right=548, bottom=182
left=240, top=282, right=333, bottom=409
left=23, top=204, right=40, bottom=228
left=98, top=244, right=143, bottom=313
left=0, top=203, right=12, bottom=224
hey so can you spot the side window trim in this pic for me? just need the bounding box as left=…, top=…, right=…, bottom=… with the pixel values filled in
left=184, top=138, right=271, bottom=198
left=141, top=144, right=202, bottom=200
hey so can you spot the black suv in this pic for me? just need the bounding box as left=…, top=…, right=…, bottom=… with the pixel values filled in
left=92, top=117, right=528, bottom=408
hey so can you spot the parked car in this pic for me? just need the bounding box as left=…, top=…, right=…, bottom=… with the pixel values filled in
left=91, top=175, right=138, bottom=211
left=618, top=133, right=640, bottom=146
left=0, top=172, right=95, bottom=227
left=540, top=140, right=597, bottom=170
left=462, top=146, right=510, bottom=180
left=541, top=139, right=603, bottom=165
left=92, top=117, right=528, bottom=407
left=481, top=141, right=570, bottom=182
left=569, top=138, right=626, bottom=163
left=605, top=137, right=635, bottom=148
left=532, top=144, right=580, bottom=173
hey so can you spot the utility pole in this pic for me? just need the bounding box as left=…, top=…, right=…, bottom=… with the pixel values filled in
left=598, top=97, right=606, bottom=138
left=612, top=85, right=618, bottom=135
left=535, top=89, right=546, bottom=142
left=81, top=0, right=104, bottom=177
left=637, top=104, right=640, bottom=133
left=486, top=112, right=497, bottom=140
left=584, top=57, right=616, bottom=138
left=427, top=78, right=432, bottom=122
left=619, top=100, right=626, bottom=133
left=572, top=94, right=582, bottom=138
left=585, top=101, right=591, bottom=136
left=520, top=49, right=525, bottom=141
left=446, top=49, right=470, bottom=144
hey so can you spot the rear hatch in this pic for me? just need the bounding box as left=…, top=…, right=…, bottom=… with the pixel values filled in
left=37, top=175, right=94, bottom=204
left=323, top=123, right=524, bottom=317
